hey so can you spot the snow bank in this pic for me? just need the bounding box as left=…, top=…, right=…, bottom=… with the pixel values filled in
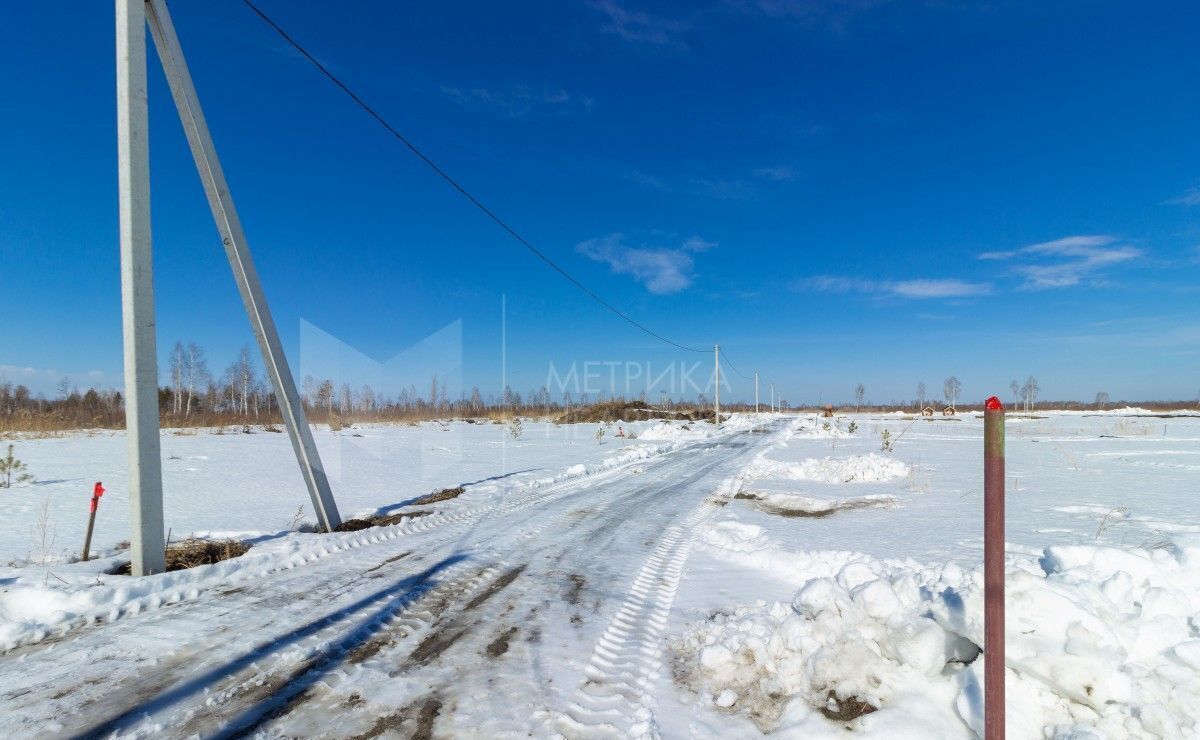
left=785, top=422, right=850, bottom=440
left=637, top=421, right=708, bottom=442
left=674, top=537, right=1200, bottom=737
left=746, top=453, right=908, bottom=484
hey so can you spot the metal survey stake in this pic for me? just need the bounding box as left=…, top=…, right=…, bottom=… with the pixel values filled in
left=81, top=482, right=106, bottom=562
left=983, top=395, right=1005, bottom=739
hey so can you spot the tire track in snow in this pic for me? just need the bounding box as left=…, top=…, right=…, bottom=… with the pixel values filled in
left=70, top=559, right=508, bottom=739
left=556, top=475, right=746, bottom=739
left=2, top=438, right=701, bottom=654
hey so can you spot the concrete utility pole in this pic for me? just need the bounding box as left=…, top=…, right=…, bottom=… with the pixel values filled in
left=145, top=0, right=340, bottom=531
left=754, top=371, right=759, bottom=414
left=113, top=0, right=343, bottom=563
left=769, top=384, right=775, bottom=414
left=713, top=345, right=720, bottom=430
left=116, top=0, right=166, bottom=576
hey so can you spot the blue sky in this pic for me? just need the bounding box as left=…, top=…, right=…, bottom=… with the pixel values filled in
left=2, top=0, right=1198, bottom=405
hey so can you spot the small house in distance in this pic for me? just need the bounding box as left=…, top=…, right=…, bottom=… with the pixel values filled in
left=943, top=405, right=957, bottom=416
left=921, top=406, right=935, bottom=417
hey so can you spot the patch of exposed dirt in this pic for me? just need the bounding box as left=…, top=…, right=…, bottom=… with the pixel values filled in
left=411, top=486, right=465, bottom=506
left=408, top=625, right=470, bottom=666
left=109, top=538, right=250, bottom=575
left=565, top=574, right=586, bottom=605
left=819, top=691, right=878, bottom=722
left=334, top=518, right=375, bottom=532
left=556, top=401, right=722, bottom=424
left=346, top=632, right=399, bottom=666
left=464, top=566, right=525, bottom=610
left=333, top=511, right=432, bottom=532
left=351, top=695, right=444, bottom=740
left=735, top=491, right=887, bottom=519
left=485, top=626, right=519, bottom=658
left=363, top=551, right=412, bottom=574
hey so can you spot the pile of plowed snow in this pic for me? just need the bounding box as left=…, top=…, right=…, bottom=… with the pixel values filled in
left=746, top=453, right=908, bottom=484
left=673, top=536, right=1200, bottom=738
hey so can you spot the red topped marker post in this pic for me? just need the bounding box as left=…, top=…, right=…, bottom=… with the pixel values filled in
left=983, top=396, right=1005, bottom=738
left=82, top=482, right=106, bottom=562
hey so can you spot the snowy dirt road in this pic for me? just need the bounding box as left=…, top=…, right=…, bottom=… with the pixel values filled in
left=2, top=422, right=783, bottom=739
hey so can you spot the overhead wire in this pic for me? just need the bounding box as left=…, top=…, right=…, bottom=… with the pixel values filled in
left=241, top=0, right=707, bottom=354
left=718, top=347, right=755, bottom=381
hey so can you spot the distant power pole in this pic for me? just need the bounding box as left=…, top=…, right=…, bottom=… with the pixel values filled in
left=769, top=383, right=775, bottom=414
left=713, top=344, right=720, bottom=430
left=754, top=371, right=759, bottom=414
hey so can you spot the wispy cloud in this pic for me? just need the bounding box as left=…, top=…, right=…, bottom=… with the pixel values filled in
left=692, top=177, right=756, bottom=200
left=979, top=235, right=1143, bottom=290
left=727, top=0, right=996, bottom=31
left=576, top=233, right=714, bottom=294
left=752, top=165, right=796, bottom=182
left=591, top=0, right=691, bottom=47
left=441, top=84, right=595, bottom=117
left=732, top=0, right=891, bottom=22
left=624, top=169, right=759, bottom=200
left=794, top=275, right=992, bottom=299
left=0, top=365, right=111, bottom=395
left=1166, top=186, right=1200, bottom=207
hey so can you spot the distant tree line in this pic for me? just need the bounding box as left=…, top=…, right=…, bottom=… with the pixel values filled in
left=1, top=341, right=772, bottom=433
left=4, top=347, right=1196, bottom=434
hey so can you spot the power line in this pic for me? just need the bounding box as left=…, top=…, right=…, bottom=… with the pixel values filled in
left=719, top=347, right=754, bottom=380
left=241, top=0, right=707, bottom=354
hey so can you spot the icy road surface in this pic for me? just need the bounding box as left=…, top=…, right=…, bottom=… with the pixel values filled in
left=1, top=421, right=784, bottom=738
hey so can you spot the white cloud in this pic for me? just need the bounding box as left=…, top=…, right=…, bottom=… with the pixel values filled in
left=1167, top=186, right=1200, bottom=207
left=591, top=0, right=690, bottom=46
left=441, top=84, right=595, bottom=117
left=576, top=233, right=715, bottom=294
left=794, top=275, right=992, bottom=299
left=752, top=165, right=796, bottom=182
left=681, top=236, right=718, bottom=252
left=979, top=235, right=1142, bottom=290
left=0, top=365, right=114, bottom=396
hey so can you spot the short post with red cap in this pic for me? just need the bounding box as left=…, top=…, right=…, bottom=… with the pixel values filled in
left=81, top=482, right=105, bottom=562
left=984, top=397, right=1005, bottom=738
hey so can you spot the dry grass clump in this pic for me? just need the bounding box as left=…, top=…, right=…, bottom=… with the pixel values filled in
left=331, top=486, right=463, bottom=532
left=111, top=538, right=250, bottom=575
left=332, top=508, right=441, bottom=532
left=411, top=486, right=465, bottom=506
left=557, top=401, right=718, bottom=424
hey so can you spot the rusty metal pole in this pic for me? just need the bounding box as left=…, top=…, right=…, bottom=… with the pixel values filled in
left=984, top=395, right=1005, bottom=739
left=81, top=482, right=106, bottom=562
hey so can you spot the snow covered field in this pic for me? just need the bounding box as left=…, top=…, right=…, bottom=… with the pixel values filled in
left=1, top=410, right=1198, bottom=737
left=672, top=411, right=1200, bottom=738
left=0, top=418, right=696, bottom=565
